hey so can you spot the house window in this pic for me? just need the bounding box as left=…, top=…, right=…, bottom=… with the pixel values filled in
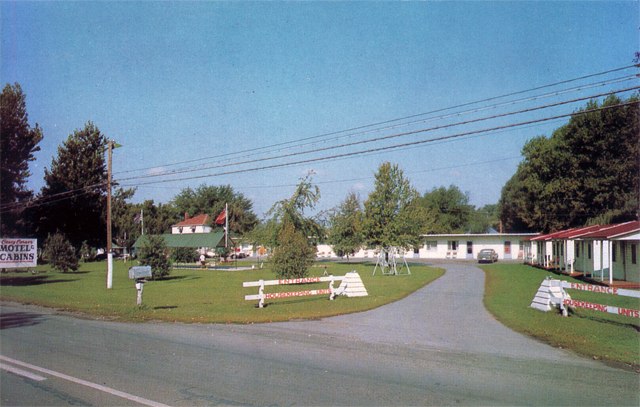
left=448, top=241, right=458, bottom=251
left=575, top=243, right=580, bottom=258
left=426, top=241, right=437, bottom=251
left=504, top=241, right=511, bottom=255
left=632, top=244, right=637, bottom=264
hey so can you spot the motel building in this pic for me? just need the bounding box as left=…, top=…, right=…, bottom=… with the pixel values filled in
left=316, top=232, right=539, bottom=261
left=525, top=221, right=640, bottom=287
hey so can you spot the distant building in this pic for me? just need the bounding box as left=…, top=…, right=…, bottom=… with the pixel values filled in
left=171, top=214, right=212, bottom=234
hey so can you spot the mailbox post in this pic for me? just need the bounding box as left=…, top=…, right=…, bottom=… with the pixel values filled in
left=128, top=266, right=152, bottom=306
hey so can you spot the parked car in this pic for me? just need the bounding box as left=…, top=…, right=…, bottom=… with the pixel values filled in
left=477, top=249, right=498, bottom=263
left=230, top=252, right=247, bottom=259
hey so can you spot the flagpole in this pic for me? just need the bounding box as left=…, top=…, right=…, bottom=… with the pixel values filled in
left=225, top=203, right=228, bottom=248
left=141, top=209, right=144, bottom=235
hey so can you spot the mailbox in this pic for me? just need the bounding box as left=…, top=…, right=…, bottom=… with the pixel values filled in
left=128, top=266, right=152, bottom=280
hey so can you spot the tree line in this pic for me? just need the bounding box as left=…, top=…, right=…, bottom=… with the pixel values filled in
left=2, top=82, right=637, bottom=276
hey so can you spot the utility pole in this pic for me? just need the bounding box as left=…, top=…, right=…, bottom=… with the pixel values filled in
left=106, top=140, right=121, bottom=289
left=107, top=140, right=114, bottom=289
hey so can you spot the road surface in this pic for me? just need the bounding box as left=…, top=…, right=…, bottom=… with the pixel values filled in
left=1, top=262, right=638, bottom=405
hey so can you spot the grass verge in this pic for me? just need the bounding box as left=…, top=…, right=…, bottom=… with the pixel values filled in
left=0, top=260, right=443, bottom=324
left=481, top=263, right=639, bottom=370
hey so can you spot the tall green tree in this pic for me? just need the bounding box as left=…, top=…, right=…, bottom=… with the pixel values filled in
left=328, top=192, right=364, bottom=260
left=0, top=83, right=43, bottom=236
left=362, top=162, right=426, bottom=249
left=36, top=122, right=108, bottom=248
left=172, top=184, right=258, bottom=234
left=417, top=185, right=472, bottom=233
left=499, top=94, right=639, bottom=232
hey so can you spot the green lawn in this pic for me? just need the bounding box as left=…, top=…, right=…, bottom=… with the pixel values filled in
left=481, top=263, right=640, bottom=370
left=0, top=260, right=443, bottom=323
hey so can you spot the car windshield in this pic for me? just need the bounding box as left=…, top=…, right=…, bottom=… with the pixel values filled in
left=480, top=250, right=493, bottom=254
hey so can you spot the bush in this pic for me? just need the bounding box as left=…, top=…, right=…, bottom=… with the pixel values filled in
left=271, top=221, right=316, bottom=279
left=43, top=232, right=79, bottom=273
left=171, top=247, right=198, bottom=263
left=138, top=235, right=171, bottom=279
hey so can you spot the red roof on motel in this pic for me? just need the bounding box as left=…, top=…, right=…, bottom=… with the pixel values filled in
left=530, top=222, right=639, bottom=241
left=173, top=214, right=210, bottom=227
left=578, top=221, right=640, bottom=239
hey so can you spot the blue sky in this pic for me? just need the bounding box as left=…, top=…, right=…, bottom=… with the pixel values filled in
left=2, top=1, right=638, bottom=218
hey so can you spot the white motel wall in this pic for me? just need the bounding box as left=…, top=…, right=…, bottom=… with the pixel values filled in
left=315, top=233, right=539, bottom=261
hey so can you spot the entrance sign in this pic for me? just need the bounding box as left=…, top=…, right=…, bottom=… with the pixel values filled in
left=243, top=271, right=367, bottom=308
left=0, top=238, right=37, bottom=268
left=531, top=277, right=640, bottom=318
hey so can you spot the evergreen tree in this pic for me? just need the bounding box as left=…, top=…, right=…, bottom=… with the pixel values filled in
left=328, top=192, right=364, bottom=260
left=43, top=232, right=79, bottom=273
left=138, top=234, right=171, bottom=279
left=36, top=122, right=108, bottom=248
left=271, top=221, right=316, bottom=279
left=0, top=83, right=43, bottom=236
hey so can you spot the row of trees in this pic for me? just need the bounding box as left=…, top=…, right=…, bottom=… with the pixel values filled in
left=3, top=82, right=637, bottom=277
left=499, top=94, right=639, bottom=232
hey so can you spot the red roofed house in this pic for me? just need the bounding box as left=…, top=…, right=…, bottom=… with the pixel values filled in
left=172, top=213, right=212, bottom=235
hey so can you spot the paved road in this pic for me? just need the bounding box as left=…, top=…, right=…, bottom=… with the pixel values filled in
left=1, top=262, right=638, bottom=406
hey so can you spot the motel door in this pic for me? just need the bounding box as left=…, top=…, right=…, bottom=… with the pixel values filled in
left=466, top=241, right=473, bottom=259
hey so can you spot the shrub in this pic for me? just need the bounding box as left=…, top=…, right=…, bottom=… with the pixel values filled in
left=171, top=247, right=198, bottom=263
left=271, top=221, right=316, bottom=279
left=138, top=235, right=171, bottom=279
left=43, top=232, right=79, bottom=273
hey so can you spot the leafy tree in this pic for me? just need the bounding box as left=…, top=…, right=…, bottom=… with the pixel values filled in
left=328, top=192, right=364, bottom=260
left=499, top=94, right=639, bottom=232
left=137, top=234, right=171, bottom=279
left=43, top=232, right=79, bottom=273
left=0, top=83, right=43, bottom=236
left=271, top=221, right=316, bottom=279
left=362, top=162, right=426, bottom=249
left=172, top=184, right=258, bottom=234
left=267, top=174, right=324, bottom=245
left=36, top=122, right=108, bottom=248
left=417, top=185, right=472, bottom=233
left=467, top=204, right=500, bottom=234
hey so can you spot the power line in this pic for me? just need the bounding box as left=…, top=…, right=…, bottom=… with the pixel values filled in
left=117, top=86, right=639, bottom=183
left=114, top=64, right=638, bottom=176
left=119, top=99, right=638, bottom=188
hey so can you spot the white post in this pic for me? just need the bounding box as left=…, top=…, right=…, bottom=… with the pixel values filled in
left=608, top=240, right=613, bottom=286
left=107, top=253, right=113, bottom=289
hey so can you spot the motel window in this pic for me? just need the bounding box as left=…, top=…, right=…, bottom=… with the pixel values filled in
left=178, top=227, right=183, bottom=234
left=588, top=243, right=592, bottom=259
left=448, top=241, right=458, bottom=251
left=467, top=241, right=473, bottom=255
left=504, top=241, right=511, bottom=255
left=426, top=241, right=437, bottom=251
left=632, top=244, right=637, bottom=264
left=191, top=227, right=196, bottom=233
left=575, top=243, right=580, bottom=258
left=413, top=247, right=419, bottom=254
